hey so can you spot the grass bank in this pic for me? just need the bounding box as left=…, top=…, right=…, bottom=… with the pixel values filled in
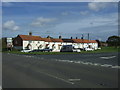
left=2, top=46, right=119, bottom=55
left=81, top=46, right=119, bottom=53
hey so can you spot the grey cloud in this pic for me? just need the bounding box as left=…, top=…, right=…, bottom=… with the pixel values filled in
left=31, top=17, right=57, bottom=27
left=3, top=20, right=20, bottom=31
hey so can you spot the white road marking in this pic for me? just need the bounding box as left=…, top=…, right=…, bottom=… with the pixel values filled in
left=55, top=59, right=120, bottom=69
left=9, top=54, right=120, bottom=69
left=100, top=56, right=116, bottom=59
left=111, top=66, right=120, bottom=69
left=68, top=79, right=81, bottom=81
left=0, top=86, right=2, bottom=90
left=37, top=71, right=74, bottom=85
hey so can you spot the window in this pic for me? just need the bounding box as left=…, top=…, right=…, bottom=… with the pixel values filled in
left=39, top=44, right=43, bottom=48
left=62, top=46, right=66, bottom=49
left=58, top=46, right=60, bottom=50
left=29, top=41, right=32, bottom=43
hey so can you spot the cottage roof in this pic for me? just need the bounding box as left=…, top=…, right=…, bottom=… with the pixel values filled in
left=72, top=39, right=97, bottom=43
left=19, top=35, right=42, bottom=41
left=62, top=39, right=74, bottom=43
left=51, top=38, right=63, bottom=42
left=72, top=39, right=83, bottom=43
left=41, top=38, right=52, bottom=42
left=89, top=40, right=97, bottom=43
left=18, top=34, right=97, bottom=43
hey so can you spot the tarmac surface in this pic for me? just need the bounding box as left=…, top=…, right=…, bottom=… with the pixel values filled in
left=2, top=52, right=119, bottom=88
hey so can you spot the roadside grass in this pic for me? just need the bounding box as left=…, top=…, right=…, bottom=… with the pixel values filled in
left=81, top=46, right=119, bottom=53
left=3, top=51, right=80, bottom=55
left=2, top=46, right=119, bottom=55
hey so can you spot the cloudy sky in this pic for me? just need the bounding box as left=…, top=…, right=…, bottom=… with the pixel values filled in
left=2, top=2, right=119, bottom=41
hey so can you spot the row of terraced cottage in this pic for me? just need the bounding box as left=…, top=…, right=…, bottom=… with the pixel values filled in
left=13, top=33, right=98, bottom=52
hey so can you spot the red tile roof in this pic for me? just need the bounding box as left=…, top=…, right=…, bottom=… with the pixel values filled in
left=72, top=39, right=83, bottom=43
left=51, top=38, right=63, bottom=42
left=41, top=38, right=52, bottom=42
left=18, top=35, right=97, bottom=43
left=72, top=39, right=97, bottom=43
left=19, top=35, right=42, bottom=41
left=89, top=40, right=97, bottom=43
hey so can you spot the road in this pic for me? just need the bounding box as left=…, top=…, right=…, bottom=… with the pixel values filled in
left=0, top=52, right=2, bottom=89
left=2, top=52, right=119, bottom=88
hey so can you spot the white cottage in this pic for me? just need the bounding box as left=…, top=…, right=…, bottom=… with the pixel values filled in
left=13, top=34, right=44, bottom=50
left=13, top=33, right=98, bottom=52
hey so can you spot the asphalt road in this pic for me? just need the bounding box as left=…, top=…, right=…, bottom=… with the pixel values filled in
left=0, top=52, right=2, bottom=89
left=2, top=52, right=119, bottom=88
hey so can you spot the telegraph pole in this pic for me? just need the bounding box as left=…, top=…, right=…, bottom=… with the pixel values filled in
left=88, top=33, right=89, bottom=48
left=81, top=34, right=84, bottom=49
left=88, top=33, right=89, bottom=40
left=81, top=34, right=84, bottom=39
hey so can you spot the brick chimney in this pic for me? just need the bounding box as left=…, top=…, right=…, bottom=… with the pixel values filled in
left=59, top=36, right=62, bottom=39
left=47, top=35, right=50, bottom=39
left=29, top=32, right=32, bottom=36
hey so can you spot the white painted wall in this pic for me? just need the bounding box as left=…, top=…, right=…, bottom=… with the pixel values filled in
left=44, top=42, right=63, bottom=52
left=23, top=40, right=45, bottom=50
left=22, top=40, right=98, bottom=51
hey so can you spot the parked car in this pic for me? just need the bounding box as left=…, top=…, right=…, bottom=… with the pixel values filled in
left=29, top=49, right=42, bottom=52
left=98, top=47, right=101, bottom=50
left=39, top=48, right=53, bottom=52
left=60, top=45, right=81, bottom=52
left=21, top=49, right=32, bottom=52
left=79, top=48, right=85, bottom=51
left=85, top=48, right=94, bottom=51
left=73, top=48, right=81, bottom=52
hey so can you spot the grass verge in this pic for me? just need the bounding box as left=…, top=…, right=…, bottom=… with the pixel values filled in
left=2, top=46, right=119, bottom=55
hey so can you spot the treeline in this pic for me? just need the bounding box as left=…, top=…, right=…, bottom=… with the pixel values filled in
left=106, top=36, right=120, bottom=47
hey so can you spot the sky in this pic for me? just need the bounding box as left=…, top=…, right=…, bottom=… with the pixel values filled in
left=2, top=1, right=119, bottom=41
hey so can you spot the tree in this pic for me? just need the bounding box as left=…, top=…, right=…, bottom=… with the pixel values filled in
left=2, top=38, right=7, bottom=51
left=95, top=40, right=101, bottom=47
left=106, top=36, right=120, bottom=47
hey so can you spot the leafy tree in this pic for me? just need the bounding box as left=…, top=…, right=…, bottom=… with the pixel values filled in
left=2, top=38, right=7, bottom=51
left=106, top=36, right=120, bottom=47
left=95, top=40, right=101, bottom=47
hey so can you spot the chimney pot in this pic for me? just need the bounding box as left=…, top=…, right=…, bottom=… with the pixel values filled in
left=59, top=36, right=62, bottom=39
left=29, top=32, right=32, bottom=36
left=47, top=35, right=50, bottom=38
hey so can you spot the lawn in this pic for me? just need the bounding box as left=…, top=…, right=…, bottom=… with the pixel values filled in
left=81, top=46, right=119, bottom=53
left=3, top=46, right=119, bottom=55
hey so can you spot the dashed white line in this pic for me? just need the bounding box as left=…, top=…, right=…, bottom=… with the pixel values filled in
left=37, top=71, right=74, bottom=85
left=68, top=79, right=81, bottom=81
left=0, top=86, right=2, bottom=90
left=8, top=53, right=120, bottom=69
left=111, top=66, right=120, bottom=69
left=55, top=59, right=120, bottom=69
left=100, top=56, right=116, bottom=59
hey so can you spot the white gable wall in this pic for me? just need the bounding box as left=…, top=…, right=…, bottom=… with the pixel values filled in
left=44, top=42, right=63, bottom=52
left=22, top=40, right=98, bottom=51
left=23, top=40, right=45, bottom=50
